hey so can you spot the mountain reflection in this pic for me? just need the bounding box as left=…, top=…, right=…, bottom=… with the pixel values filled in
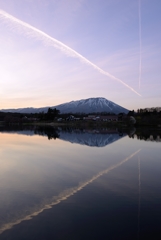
left=0, top=126, right=126, bottom=147
left=58, top=128, right=125, bottom=147
left=0, top=126, right=161, bottom=143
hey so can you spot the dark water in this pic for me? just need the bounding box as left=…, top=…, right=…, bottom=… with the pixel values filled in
left=0, top=127, right=161, bottom=240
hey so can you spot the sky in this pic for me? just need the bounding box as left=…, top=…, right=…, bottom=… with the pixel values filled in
left=0, top=0, right=161, bottom=111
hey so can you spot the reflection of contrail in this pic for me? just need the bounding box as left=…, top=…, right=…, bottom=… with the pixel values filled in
left=0, top=149, right=141, bottom=234
left=138, top=0, right=142, bottom=89
left=138, top=156, right=141, bottom=239
left=0, top=9, right=141, bottom=97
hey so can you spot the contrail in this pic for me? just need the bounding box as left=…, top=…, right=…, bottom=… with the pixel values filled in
left=138, top=0, right=142, bottom=89
left=0, top=9, right=141, bottom=96
left=0, top=149, right=141, bottom=234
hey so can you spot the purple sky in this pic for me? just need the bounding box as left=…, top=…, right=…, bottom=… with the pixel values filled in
left=0, top=0, right=161, bottom=110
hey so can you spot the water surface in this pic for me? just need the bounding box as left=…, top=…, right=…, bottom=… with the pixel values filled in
left=0, top=127, right=161, bottom=239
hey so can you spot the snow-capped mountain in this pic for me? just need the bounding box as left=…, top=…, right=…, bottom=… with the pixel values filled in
left=54, top=97, right=128, bottom=114
left=0, top=97, right=129, bottom=114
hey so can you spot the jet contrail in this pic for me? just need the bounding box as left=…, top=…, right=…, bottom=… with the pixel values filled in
left=0, top=149, right=141, bottom=234
left=0, top=9, right=141, bottom=96
left=138, top=0, right=142, bottom=89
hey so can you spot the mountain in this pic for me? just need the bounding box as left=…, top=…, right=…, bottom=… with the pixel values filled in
left=0, top=97, right=129, bottom=114
left=54, top=97, right=128, bottom=114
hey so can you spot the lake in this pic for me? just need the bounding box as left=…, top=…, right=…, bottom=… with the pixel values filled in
left=0, top=126, right=161, bottom=240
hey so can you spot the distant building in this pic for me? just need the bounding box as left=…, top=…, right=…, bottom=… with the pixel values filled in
left=83, top=115, right=118, bottom=121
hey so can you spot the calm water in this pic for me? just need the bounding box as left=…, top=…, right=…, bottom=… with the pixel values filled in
left=0, top=127, right=161, bottom=240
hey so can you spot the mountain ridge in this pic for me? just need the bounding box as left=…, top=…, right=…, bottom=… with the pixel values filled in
left=0, top=97, right=129, bottom=114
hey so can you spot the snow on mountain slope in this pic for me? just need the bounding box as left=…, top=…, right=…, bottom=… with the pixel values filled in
left=0, top=97, right=129, bottom=114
